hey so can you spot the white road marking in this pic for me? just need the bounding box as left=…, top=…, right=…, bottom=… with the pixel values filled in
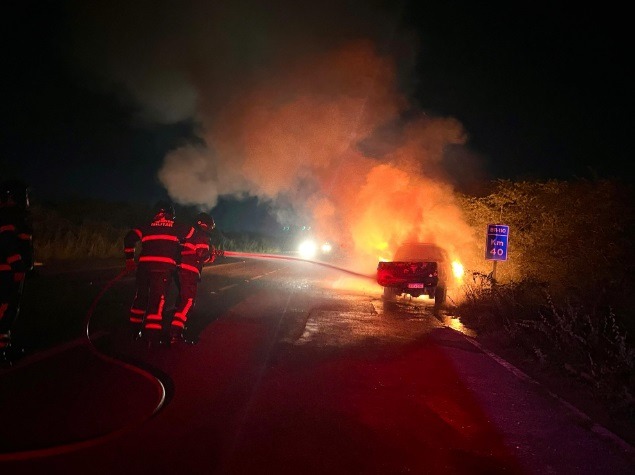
left=217, top=284, right=237, bottom=292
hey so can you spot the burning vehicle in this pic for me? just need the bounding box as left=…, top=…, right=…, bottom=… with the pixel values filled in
left=377, top=242, right=463, bottom=307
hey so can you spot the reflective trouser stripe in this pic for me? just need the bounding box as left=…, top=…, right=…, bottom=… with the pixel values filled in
left=171, top=319, right=185, bottom=329
left=174, top=298, right=194, bottom=326
left=129, top=307, right=144, bottom=324
left=179, top=264, right=200, bottom=275
left=7, top=254, right=21, bottom=265
left=144, top=295, right=165, bottom=330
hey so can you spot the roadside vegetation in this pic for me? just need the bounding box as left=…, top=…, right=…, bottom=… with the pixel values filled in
left=30, top=199, right=279, bottom=263
left=455, top=179, right=635, bottom=439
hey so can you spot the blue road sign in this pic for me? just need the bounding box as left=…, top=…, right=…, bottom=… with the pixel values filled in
left=485, top=224, right=509, bottom=261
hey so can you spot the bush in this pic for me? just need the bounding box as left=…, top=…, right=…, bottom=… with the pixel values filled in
left=457, top=179, right=635, bottom=333
left=31, top=204, right=127, bottom=261
left=457, top=272, right=634, bottom=416
left=456, top=179, right=635, bottom=417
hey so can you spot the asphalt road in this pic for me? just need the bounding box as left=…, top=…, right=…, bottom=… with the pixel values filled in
left=1, top=257, right=633, bottom=474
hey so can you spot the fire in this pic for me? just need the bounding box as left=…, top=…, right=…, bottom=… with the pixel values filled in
left=451, top=260, right=464, bottom=280
left=157, top=40, right=479, bottom=285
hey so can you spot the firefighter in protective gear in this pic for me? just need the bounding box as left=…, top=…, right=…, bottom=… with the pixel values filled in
left=0, top=180, right=33, bottom=353
left=124, top=200, right=194, bottom=343
left=170, top=212, right=216, bottom=344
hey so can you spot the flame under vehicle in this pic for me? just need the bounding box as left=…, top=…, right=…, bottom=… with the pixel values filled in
left=377, top=242, right=451, bottom=307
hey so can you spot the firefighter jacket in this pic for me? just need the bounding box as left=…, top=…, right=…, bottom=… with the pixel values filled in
left=124, top=215, right=194, bottom=268
left=0, top=206, right=31, bottom=274
left=180, top=227, right=213, bottom=277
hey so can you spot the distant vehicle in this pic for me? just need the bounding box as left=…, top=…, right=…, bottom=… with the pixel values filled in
left=283, top=227, right=338, bottom=260
left=297, top=238, right=335, bottom=260
left=376, top=242, right=453, bottom=307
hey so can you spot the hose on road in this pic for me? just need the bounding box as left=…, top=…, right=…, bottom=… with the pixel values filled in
left=222, top=250, right=376, bottom=280
left=0, top=266, right=167, bottom=462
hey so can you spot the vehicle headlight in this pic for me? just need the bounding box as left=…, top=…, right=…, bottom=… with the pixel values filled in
left=321, top=242, right=332, bottom=254
left=298, top=240, right=318, bottom=259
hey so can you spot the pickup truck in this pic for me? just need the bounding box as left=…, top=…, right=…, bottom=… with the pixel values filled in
left=376, top=242, right=450, bottom=307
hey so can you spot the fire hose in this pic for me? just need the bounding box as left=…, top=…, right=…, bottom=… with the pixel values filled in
left=0, top=253, right=373, bottom=461
left=83, top=266, right=167, bottom=414
left=220, top=250, right=376, bottom=280
left=0, top=267, right=166, bottom=462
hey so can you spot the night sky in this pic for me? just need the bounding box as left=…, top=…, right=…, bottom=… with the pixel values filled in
left=2, top=1, right=632, bottom=229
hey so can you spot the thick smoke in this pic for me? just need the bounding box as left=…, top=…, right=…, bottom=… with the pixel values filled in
left=69, top=0, right=477, bottom=272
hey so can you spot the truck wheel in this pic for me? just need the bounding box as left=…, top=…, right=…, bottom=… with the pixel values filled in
left=434, top=286, right=446, bottom=308
left=383, top=287, right=397, bottom=300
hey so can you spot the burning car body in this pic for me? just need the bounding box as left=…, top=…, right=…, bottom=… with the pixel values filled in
left=377, top=242, right=463, bottom=307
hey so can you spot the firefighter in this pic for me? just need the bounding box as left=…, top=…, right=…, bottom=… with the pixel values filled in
left=0, top=180, right=33, bottom=355
left=170, top=212, right=216, bottom=344
left=124, top=200, right=194, bottom=344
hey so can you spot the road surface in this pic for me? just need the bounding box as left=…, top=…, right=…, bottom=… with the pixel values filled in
left=1, top=257, right=633, bottom=474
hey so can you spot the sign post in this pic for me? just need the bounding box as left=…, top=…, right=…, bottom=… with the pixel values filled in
left=485, top=224, right=509, bottom=281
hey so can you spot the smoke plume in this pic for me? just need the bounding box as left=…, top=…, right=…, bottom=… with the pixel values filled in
left=69, top=0, right=478, bottom=272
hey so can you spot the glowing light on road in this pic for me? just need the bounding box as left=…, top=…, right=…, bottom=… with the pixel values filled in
left=299, top=240, right=318, bottom=259
left=452, top=260, right=464, bottom=279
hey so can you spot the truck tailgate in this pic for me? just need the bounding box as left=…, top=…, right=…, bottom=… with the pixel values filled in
left=376, top=261, right=438, bottom=287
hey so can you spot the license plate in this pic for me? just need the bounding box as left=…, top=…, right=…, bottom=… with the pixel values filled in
left=407, top=283, right=425, bottom=289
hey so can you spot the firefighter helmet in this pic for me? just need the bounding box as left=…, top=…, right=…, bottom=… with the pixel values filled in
left=153, top=200, right=175, bottom=219
left=0, top=180, right=30, bottom=208
left=195, top=212, right=215, bottom=234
